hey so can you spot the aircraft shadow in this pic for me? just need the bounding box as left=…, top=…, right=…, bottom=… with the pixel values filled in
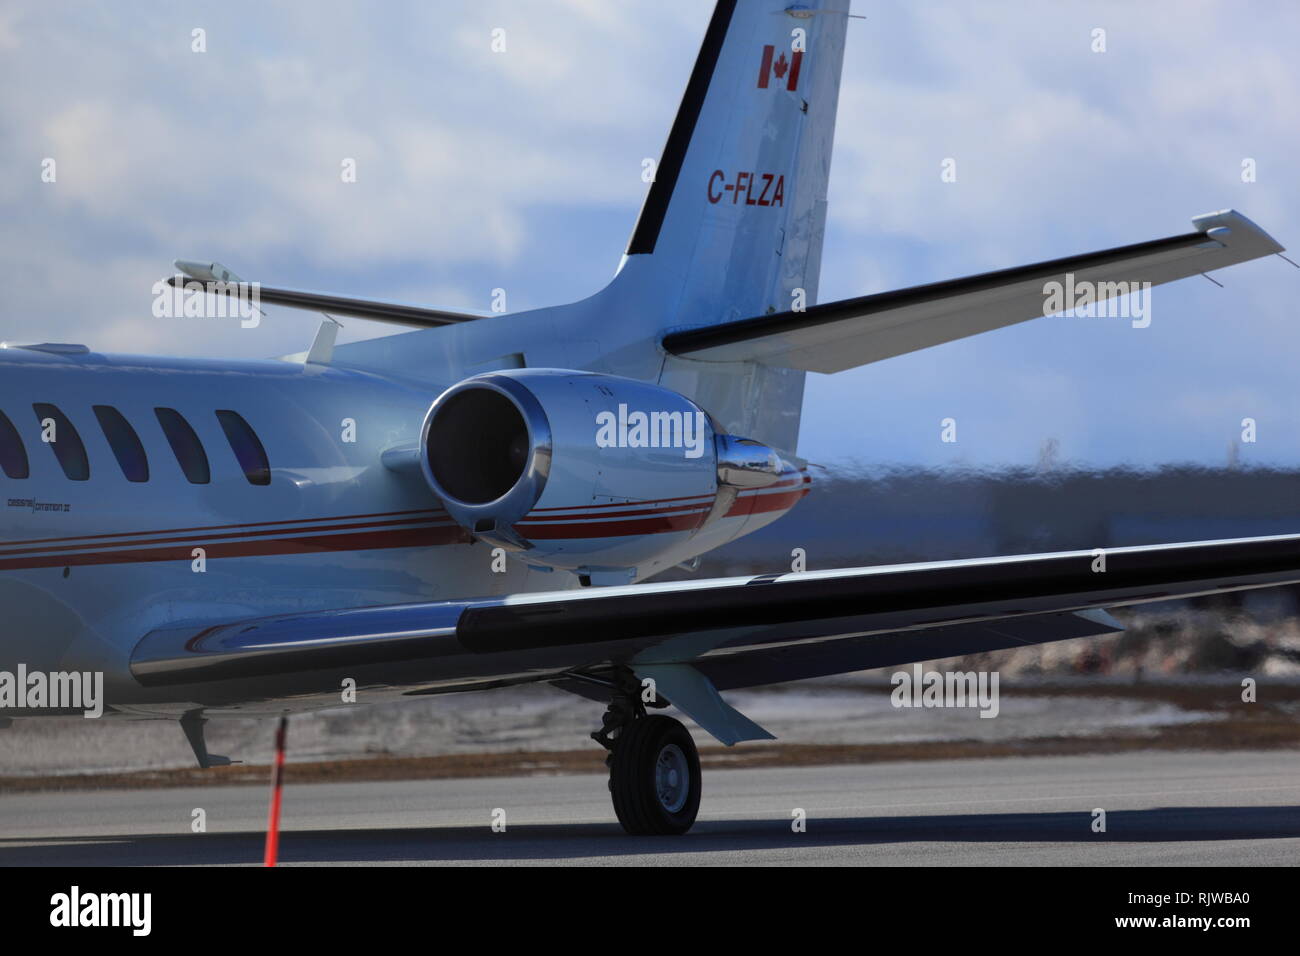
left=2, top=805, right=1299, bottom=865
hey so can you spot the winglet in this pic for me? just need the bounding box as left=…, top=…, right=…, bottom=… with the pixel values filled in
left=1190, top=208, right=1285, bottom=260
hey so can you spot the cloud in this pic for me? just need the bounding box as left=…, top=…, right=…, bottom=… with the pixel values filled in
left=806, top=0, right=1300, bottom=468
left=1, top=0, right=1296, bottom=469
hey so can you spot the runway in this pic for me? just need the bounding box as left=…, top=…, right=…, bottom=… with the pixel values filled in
left=2, top=750, right=1298, bottom=865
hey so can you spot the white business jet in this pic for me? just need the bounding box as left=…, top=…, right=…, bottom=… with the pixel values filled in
left=1, top=0, right=1293, bottom=834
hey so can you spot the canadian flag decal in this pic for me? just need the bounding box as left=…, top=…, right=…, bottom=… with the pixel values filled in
left=757, top=45, right=803, bottom=91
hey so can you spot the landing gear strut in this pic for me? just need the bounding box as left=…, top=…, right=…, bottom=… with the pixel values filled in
left=590, top=669, right=702, bottom=835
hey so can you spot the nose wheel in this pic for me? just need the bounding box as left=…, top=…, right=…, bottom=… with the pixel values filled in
left=608, top=714, right=701, bottom=835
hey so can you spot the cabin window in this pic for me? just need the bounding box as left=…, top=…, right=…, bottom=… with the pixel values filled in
left=0, top=410, right=29, bottom=479
left=93, top=405, right=149, bottom=483
left=32, top=403, right=89, bottom=481
left=154, top=407, right=210, bottom=484
left=215, top=410, right=271, bottom=486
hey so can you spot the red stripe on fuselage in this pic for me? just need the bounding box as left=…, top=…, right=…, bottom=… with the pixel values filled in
left=0, top=524, right=470, bottom=571
left=518, top=503, right=714, bottom=527
left=724, top=485, right=809, bottom=518
left=0, top=508, right=445, bottom=549
left=518, top=508, right=712, bottom=540
left=0, top=515, right=455, bottom=559
left=0, top=476, right=812, bottom=568
left=527, top=493, right=716, bottom=513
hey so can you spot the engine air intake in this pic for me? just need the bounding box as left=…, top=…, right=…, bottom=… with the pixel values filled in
left=426, top=388, right=528, bottom=504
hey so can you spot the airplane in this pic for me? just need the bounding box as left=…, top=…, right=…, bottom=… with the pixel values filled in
left=2, top=0, right=1297, bottom=837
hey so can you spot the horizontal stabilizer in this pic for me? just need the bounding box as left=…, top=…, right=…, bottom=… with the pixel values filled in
left=662, top=209, right=1284, bottom=373
left=164, top=275, right=484, bottom=328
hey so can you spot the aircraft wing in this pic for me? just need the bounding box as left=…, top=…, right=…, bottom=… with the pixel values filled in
left=662, top=209, right=1284, bottom=373
left=131, top=532, right=1300, bottom=740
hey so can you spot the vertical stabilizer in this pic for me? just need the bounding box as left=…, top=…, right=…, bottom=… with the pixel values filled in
left=616, top=0, right=850, bottom=331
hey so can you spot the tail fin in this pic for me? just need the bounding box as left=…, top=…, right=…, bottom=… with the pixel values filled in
left=615, top=0, right=850, bottom=328
left=332, top=1, right=852, bottom=455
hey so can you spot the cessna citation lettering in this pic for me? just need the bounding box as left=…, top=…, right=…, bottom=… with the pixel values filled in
left=2, top=0, right=1296, bottom=835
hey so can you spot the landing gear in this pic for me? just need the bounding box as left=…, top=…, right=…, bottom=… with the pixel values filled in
left=609, top=715, right=701, bottom=835
left=589, top=670, right=702, bottom=835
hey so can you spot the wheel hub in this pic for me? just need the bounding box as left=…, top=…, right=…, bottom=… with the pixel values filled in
left=655, top=743, right=689, bottom=813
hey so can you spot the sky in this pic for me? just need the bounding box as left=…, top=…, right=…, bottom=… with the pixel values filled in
left=2, top=0, right=1298, bottom=472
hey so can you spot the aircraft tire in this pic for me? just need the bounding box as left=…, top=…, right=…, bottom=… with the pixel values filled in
left=609, top=714, right=701, bottom=835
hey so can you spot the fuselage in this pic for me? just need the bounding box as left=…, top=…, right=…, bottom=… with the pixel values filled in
left=0, top=343, right=806, bottom=717
left=0, top=345, right=567, bottom=714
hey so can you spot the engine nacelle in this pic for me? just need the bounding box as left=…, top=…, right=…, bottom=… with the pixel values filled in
left=420, top=368, right=782, bottom=573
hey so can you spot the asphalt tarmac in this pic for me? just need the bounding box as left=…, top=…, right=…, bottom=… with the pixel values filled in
left=2, top=750, right=1297, bottom=865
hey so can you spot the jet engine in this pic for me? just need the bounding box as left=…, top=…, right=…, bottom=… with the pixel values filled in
left=418, top=368, right=785, bottom=573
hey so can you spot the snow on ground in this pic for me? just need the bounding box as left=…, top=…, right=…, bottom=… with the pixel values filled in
left=0, top=675, right=1228, bottom=776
